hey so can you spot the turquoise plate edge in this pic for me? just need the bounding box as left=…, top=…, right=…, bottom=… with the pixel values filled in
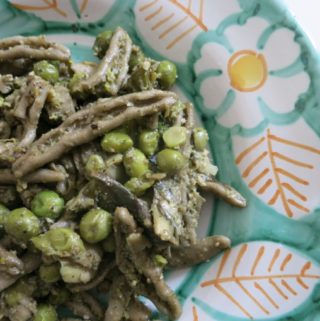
left=1, top=0, right=320, bottom=320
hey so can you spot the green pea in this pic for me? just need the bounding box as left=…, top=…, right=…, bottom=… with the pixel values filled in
left=157, top=60, right=177, bottom=89
left=157, top=149, right=186, bottom=175
left=47, top=228, right=83, bottom=252
left=80, top=208, right=113, bottom=244
left=34, top=60, right=59, bottom=83
left=193, top=127, right=209, bottom=151
left=49, top=288, right=70, bottom=305
left=60, top=261, right=92, bottom=284
left=31, top=228, right=85, bottom=257
left=5, top=208, right=40, bottom=242
left=34, top=304, right=58, bottom=321
left=39, top=263, right=61, bottom=283
left=123, top=148, right=150, bottom=178
left=31, top=190, right=64, bottom=219
left=153, top=254, right=168, bottom=268
left=102, top=234, right=115, bottom=253
left=101, top=131, right=133, bottom=153
left=138, top=130, right=159, bottom=157
left=124, top=177, right=154, bottom=196
left=162, top=126, right=187, bottom=148
left=0, top=204, right=9, bottom=227
left=93, top=30, right=113, bottom=58
left=85, top=154, right=105, bottom=174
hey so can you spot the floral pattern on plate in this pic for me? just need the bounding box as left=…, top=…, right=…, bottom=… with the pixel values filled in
left=134, top=0, right=241, bottom=62
left=194, top=17, right=310, bottom=131
left=8, top=0, right=115, bottom=22
left=233, top=119, right=320, bottom=219
left=181, top=241, right=320, bottom=320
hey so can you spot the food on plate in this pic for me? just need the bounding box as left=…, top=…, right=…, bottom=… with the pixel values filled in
left=0, top=27, right=246, bottom=321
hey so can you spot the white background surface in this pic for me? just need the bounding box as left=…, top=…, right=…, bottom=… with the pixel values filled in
left=283, top=0, right=320, bottom=51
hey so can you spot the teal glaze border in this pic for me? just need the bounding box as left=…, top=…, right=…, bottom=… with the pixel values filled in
left=2, top=0, right=320, bottom=320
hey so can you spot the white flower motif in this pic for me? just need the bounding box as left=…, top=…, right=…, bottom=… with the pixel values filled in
left=194, top=17, right=310, bottom=130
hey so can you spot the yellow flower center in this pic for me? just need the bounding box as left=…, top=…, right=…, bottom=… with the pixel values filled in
left=228, top=50, right=268, bottom=92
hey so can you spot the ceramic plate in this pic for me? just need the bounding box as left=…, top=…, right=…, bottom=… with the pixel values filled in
left=1, top=0, right=320, bottom=320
